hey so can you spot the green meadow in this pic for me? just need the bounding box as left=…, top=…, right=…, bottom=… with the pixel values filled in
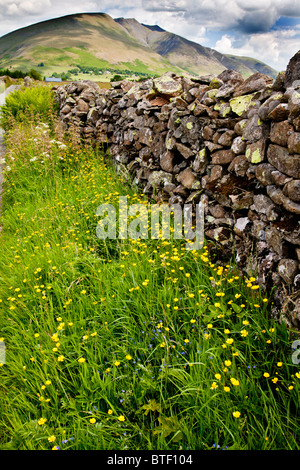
left=0, top=85, right=299, bottom=450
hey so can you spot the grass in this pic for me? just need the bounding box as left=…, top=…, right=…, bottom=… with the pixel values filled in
left=0, top=87, right=299, bottom=450
left=0, top=84, right=57, bottom=130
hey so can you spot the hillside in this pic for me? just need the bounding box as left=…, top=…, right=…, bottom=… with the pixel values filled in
left=0, top=12, right=278, bottom=79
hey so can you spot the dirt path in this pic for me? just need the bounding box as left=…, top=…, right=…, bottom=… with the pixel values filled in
left=0, top=85, right=19, bottom=230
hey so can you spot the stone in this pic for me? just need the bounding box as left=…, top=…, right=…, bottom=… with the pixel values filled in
left=271, top=170, right=292, bottom=186
left=76, top=98, right=90, bottom=114
left=24, top=76, right=34, bottom=87
left=230, top=94, right=255, bottom=116
left=242, top=114, right=268, bottom=143
left=217, top=69, right=244, bottom=86
left=165, top=132, right=177, bottom=150
left=258, top=95, right=283, bottom=121
left=272, top=71, right=286, bottom=91
left=234, top=217, right=251, bottom=237
left=265, top=226, right=290, bottom=257
left=137, top=127, right=153, bottom=146
left=231, top=136, right=246, bottom=155
left=192, top=102, right=210, bottom=116
left=192, top=148, right=208, bottom=174
left=209, top=204, right=227, bottom=218
left=267, top=144, right=300, bottom=178
left=228, top=155, right=250, bottom=177
left=215, top=84, right=235, bottom=99
left=287, top=133, right=300, bottom=154
left=284, top=50, right=300, bottom=88
left=176, top=142, right=194, bottom=159
left=61, top=104, right=72, bottom=115
left=267, top=103, right=290, bottom=121
left=202, top=125, right=214, bottom=140
left=277, top=259, right=299, bottom=284
left=218, top=130, right=235, bottom=147
left=292, top=116, right=300, bottom=132
left=234, top=119, right=248, bottom=135
left=250, top=194, right=279, bottom=221
left=211, top=149, right=235, bottom=165
left=209, top=77, right=224, bottom=89
left=255, top=163, right=276, bottom=186
left=148, top=170, right=173, bottom=189
left=283, top=180, right=300, bottom=202
left=153, top=73, right=183, bottom=97
left=267, top=185, right=300, bottom=214
left=251, top=220, right=266, bottom=241
left=245, top=140, right=266, bottom=164
left=233, top=72, right=273, bottom=96
left=176, top=167, right=200, bottom=189
left=229, top=192, right=253, bottom=210
left=270, top=120, right=294, bottom=146
left=160, top=150, right=174, bottom=172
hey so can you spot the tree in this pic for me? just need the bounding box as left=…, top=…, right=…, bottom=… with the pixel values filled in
left=28, top=69, right=42, bottom=81
left=110, top=74, right=123, bottom=82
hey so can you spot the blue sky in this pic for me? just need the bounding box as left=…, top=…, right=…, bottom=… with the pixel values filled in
left=0, top=0, right=299, bottom=71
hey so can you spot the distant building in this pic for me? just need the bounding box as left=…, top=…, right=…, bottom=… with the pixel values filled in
left=45, top=77, right=62, bottom=82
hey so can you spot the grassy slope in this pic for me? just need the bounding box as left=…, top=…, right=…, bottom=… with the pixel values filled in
left=117, top=19, right=278, bottom=78
left=0, top=13, right=277, bottom=79
left=0, top=13, right=185, bottom=77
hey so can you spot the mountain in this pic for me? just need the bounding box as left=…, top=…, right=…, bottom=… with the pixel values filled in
left=0, top=13, right=278, bottom=79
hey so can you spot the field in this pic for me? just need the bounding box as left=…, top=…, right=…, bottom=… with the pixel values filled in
left=0, top=85, right=299, bottom=451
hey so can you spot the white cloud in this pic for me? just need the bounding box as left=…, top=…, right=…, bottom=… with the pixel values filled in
left=0, top=0, right=52, bottom=17
left=214, top=29, right=300, bottom=70
left=0, top=0, right=299, bottom=71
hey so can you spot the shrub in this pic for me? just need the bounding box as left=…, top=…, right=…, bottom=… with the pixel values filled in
left=0, top=85, right=58, bottom=129
left=110, top=74, right=123, bottom=82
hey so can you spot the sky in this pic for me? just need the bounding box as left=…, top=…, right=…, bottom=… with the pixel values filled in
left=0, top=0, right=300, bottom=71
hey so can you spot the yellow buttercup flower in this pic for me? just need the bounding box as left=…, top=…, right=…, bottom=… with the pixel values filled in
left=232, top=411, right=241, bottom=418
left=230, top=378, right=240, bottom=386
left=118, top=415, right=125, bottom=421
left=38, top=418, right=47, bottom=425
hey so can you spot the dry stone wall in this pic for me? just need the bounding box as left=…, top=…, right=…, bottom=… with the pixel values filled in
left=54, top=53, right=300, bottom=328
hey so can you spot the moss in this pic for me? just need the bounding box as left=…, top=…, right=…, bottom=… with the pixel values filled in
left=199, top=149, right=206, bottom=161
left=166, top=138, right=172, bottom=149
left=209, top=78, right=222, bottom=89
left=230, top=94, right=255, bottom=116
left=246, top=147, right=262, bottom=164
left=207, top=89, right=218, bottom=100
